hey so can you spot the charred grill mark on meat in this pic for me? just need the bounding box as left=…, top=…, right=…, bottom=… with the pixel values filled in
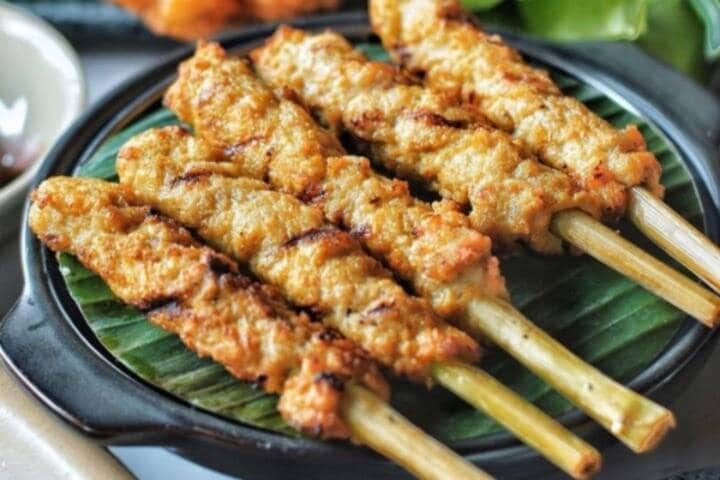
left=28, top=176, right=389, bottom=439
left=117, top=128, right=480, bottom=382
left=162, top=42, right=508, bottom=328
left=251, top=28, right=603, bottom=254
left=369, top=0, right=664, bottom=213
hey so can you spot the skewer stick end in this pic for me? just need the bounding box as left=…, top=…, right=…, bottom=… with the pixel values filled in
left=705, top=301, right=720, bottom=329
left=572, top=449, right=602, bottom=480
left=552, top=209, right=720, bottom=327
left=433, top=361, right=602, bottom=479
left=629, top=187, right=720, bottom=297
left=631, top=409, right=676, bottom=454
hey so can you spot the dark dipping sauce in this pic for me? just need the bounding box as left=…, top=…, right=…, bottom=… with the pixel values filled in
left=0, top=136, right=41, bottom=187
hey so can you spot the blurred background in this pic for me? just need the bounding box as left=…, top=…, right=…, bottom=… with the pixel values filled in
left=11, top=0, right=720, bottom=86
left=1, top=1, right=720, bottom=479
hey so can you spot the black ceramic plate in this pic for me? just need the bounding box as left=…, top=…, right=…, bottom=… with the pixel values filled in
left=1, top=12, right=719, bottom=480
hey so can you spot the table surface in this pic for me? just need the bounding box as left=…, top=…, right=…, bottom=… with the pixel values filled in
left=2, top=41, right=720, bottom=480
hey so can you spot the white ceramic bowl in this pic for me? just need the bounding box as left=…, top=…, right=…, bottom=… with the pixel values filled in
left=0, top=1, right=85, bottom=239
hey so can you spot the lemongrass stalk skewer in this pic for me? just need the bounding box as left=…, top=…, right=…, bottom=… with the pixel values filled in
left=166, top=40, right=676, bottom=455
left=629, top=186, right=720, bottom=296
left=467, top=297, right=676, bottom=452
left=118, top=128, right=602, bottom=478
left=30, top=176, right=495, bottom=480
left=250, top=25, right=720, bottom=328
left=343, top=384, right=495, bottom=480
left=552, top=209, right=720, bottom=327
left=369, top=0, right=720, bottom=298
left=433, top=363, right=601, bottom=478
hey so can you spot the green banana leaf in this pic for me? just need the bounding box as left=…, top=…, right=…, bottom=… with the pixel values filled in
left=57, top=252, right=295, bottom=435
left=58, top=44, right=701, bottom=442
left=516, top=0, right=650, bottom=41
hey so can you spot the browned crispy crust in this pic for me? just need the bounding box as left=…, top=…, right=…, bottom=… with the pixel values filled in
left=244, top=0, right=340, bottom=21
left=111, top=0, right=341, bottom=40
left=111, top=0, right=240, bottom=40
left=251, top=27, right=603, bottom=254
left=164, top=42, right=507, bottom=323
left=370, top=0, right=664, bottom=214
left=29, top=177, right=389, bottom=439
left=117, top=127, right=480, bottom=383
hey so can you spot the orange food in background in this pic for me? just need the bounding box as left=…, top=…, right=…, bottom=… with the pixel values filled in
left=112, top=0, right=341, bottom=40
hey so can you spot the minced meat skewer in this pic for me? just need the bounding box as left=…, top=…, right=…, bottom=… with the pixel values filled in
left=29, top=177, right=490, bottom=480
left=249, top=29, right=598, bottom=256
left=118, top=129, right=479, bottom=382
left=370, top=0, right=660, bottom=214
left=251, top=26, right=720, bottom=330
left=163, top=41, right=672, bottom=460
left=28, top=177, right=387, bottom=439
left=118, top=128, right=601, bottom=478
left=164, top=42, right=507, bottom=318
left=370, top=0, right=720, bottom=297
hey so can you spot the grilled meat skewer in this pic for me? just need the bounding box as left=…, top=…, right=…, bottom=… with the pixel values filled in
left=28, top=177, right=387, bottom=439
left=117, top=127, right=601, bottom=478
left=118, top=128, right=479, bottom=382
left=371, top=0, right=660, bottom=214
left=250, top=27, right=597, bottom=255
left=370, top=0, right=720, bottom=296
left=29, top=177, right=492, bottom=480
left=163, top=41, right=673, bottom=458
left=251, top=27, right=720, bottom=328
left=164, top=42, right=507, bottom=315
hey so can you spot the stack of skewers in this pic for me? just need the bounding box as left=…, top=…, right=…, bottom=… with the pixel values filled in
left=29, top=1, right=720, bottom=478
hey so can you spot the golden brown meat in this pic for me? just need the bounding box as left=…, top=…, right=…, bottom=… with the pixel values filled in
left=251, top=27, right=602, bottom=254
left=28, top=177, right=388, bottom=439
left=164, top=41, right=506, bottom=324
left=245, top=0, right=340, bottom=21
left=370, top=0, right=663, bottom=215
left=111, top=0, right=240, bottom=40
left=111, top=0, right=340, bottom=40
left=117, top=127, right=480, bottom=383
